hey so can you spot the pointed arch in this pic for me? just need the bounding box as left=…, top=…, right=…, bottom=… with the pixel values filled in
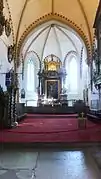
left=64, top=51, right=78, bottom=93
left=27, top=58, right=35, bottom=92
left=25, top=51, right=40, bottom=93
left=17, top=13, right=91, bottom=65
left=69, top=56, right=78, bottom=92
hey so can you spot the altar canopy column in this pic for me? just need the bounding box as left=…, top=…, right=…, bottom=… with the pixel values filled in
left=58, top=67, right=66, bottom=92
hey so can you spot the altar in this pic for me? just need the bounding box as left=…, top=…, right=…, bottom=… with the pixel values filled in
left=37, top=54, right=67, bottom=106
left=46, top=80, right=59, bottom=99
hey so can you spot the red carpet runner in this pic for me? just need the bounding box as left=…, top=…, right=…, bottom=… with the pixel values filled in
left=0, top=114, right=101, bottom=142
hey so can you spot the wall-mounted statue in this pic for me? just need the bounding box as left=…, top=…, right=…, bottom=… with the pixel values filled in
left=5, top=19, right=11, bottom=37
left=7, top=45, right=15, bottom=63
left=21, top=88, right=25, bottom=99
left=5, top=68, right=14, bottom=89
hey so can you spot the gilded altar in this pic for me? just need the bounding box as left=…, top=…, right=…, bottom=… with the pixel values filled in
left=38, top=54, right=63, bottom=101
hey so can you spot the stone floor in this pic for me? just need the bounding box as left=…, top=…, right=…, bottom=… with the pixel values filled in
left=0, top=146, right=101, bottom=179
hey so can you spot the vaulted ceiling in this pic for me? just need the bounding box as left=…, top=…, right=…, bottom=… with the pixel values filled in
left=3, top=0, right=99, bottom=56
left=22, top=21, right=87, bottom=63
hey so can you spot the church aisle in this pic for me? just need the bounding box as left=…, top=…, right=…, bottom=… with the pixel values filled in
left=0, top=147, right=100, bottom=179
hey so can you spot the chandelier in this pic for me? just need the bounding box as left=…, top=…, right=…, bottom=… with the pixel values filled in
left=0, top=0, right=11, bottom=37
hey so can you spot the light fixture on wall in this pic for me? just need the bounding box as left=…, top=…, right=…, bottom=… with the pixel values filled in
left=0, top=0, right=11, bottom=37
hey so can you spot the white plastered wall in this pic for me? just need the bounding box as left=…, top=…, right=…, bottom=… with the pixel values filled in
left=18, top=21, right=89, bottom=105
left=18, top=52, right=40, bottom=105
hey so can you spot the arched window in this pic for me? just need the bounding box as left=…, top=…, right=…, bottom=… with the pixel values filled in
left=69, top=56, right=78, bottom=92
left=27, top=58, right=34, bottom=91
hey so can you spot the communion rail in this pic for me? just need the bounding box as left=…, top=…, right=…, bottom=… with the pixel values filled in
left=25, top=99, right=76, bottom=107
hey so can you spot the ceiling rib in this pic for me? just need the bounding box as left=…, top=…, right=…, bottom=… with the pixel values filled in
left=0, top=37, right=8, bottom=47
left=24, top=50, right=41, bottom=62
left=52, top=0, right=54, bottom=14
left=41, top=26, right=51, bottom=61
left=77, top=0, right=92, bottom=46
left=53, top=26, right=62, bottom=60
left=24, top=25, right=50, bottom=59
left=16, top=0, right=28, bottom=45
left=56, top=25, right=79, bottom=53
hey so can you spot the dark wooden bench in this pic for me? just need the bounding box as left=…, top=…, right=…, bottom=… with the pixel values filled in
left=87, top=112, right=101, bottom=123
left=16, top=103, right=27, bottom=122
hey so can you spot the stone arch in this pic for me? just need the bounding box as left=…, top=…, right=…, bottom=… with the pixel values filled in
left=17, top=13, right=91, bottom=66
left=64, top=51, right=78, bottom=66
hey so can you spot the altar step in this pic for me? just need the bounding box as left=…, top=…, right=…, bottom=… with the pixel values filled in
left=27, top=114, right=78, bottom=118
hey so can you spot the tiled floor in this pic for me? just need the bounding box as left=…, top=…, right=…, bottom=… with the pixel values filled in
left=0, top=146, right=101, bottom=179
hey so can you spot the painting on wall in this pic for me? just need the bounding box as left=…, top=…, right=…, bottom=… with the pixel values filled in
left=46, top=80, right=59, bottom=99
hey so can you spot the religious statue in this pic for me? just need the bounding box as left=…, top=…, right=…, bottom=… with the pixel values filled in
left=21, top=88, right=25, bottom=99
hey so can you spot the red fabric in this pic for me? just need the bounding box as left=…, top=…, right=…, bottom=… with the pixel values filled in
left=0, top=115, right=101, bottom=142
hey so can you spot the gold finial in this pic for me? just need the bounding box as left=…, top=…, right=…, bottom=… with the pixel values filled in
left=81, top=112, right=84, bottom=118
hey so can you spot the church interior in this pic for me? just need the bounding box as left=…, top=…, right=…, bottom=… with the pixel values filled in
left=0, top=0, right=101, bottom=178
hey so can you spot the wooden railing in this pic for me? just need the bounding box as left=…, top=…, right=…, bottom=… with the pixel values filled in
left=25, top=99, right=76, bottom=107
left=90, top=100, right=99, bottom=110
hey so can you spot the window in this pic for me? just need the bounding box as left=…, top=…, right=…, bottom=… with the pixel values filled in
left=27, top=58, right=34, bottom=91
left=69, top=56, right=78, bottom=92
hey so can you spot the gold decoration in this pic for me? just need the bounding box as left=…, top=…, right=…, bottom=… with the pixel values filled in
left=48, top=61, right=57, bottom=71
left=5, top=19, right=11, bottom=37
left=8, top=45, right=15, bottom=63
left=0, top=0, right=3, bottom=12
left=0, top=0, right=11, bottom=37
left=0, top=23, right=4, bottom=36
left=0, top=0, right=5, bottom=36
left=44, top=54, right=61, bottom=71
left=0, top=13, right=5, bottom=36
